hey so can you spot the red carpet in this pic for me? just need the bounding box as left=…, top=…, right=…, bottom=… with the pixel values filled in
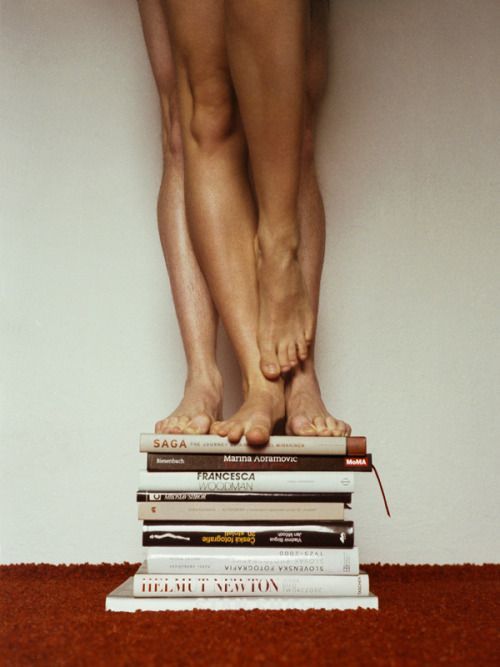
left=1, top=564, right=498, bottom=666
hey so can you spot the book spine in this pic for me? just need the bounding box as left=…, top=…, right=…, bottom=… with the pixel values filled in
left=138, top=471, right=354, bottom=493
left=136, top=491, right=352, bottom=503
left=137, top=501, right=345, bottom=522
left=142, top=522, right=354, bottom=548
left=145, top=546, right=359, bottom=575
left=133, top=573, right=369, bottom=597
left=147, top=453, right=372, bottom=472
left=140, top=434, right=366, bottom=455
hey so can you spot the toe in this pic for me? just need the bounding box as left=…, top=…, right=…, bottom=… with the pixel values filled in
left=216, top=421, right=232, bottom=437
left=246, top=423, right=270, bottom=447
left=259, top=344, right=281, bottom=380
left=155, top=419, right=167, bottom=434
left=176, top=415, right=190, bottom=433
left=296, top=335, right=308, bottom=361
left=287, top=415, right=316, bottom=436
left=313, top=416, right=329, bottom=435
left=288, top=341, right=298, bottom=367
left=326, top=416, right=337, bottom=435
left=165, top=417, right=181, bottom=434
left=305, top=316, right=315, bottom=345
left=210, top=421, right=222, bottom=435
left=186, top=413, right=212, bottom=434
left=277, top=341, right=291, bottom=373
left=334, top=420, right=351, bottom=436
left=228, top=422, right=244, bottom=443
left=326, top=416, right=350, bottom=436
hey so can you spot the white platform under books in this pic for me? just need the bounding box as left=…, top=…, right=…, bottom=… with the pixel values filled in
left=106, top=577, right=379, bottom=612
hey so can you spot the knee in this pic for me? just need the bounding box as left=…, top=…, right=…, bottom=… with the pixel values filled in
left=305, top=53, right=328, bottom=120
left=189, top=76, right=236, bottom=152
left=161, top=114, right=183, bottom=164
left=301, top=77, right=326, bottom=166
left=160, top=91, right=183, bottom=164
left=301, top=117, right=316, bottom=167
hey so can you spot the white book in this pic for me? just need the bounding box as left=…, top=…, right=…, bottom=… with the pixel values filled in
left=138, top=470, right=354, bottom=493
left=140, top=433, right=366, bottom=455
left=133, top=562, right=369, bottom=597
left=138, top=501, right=345, bottom=522
left=106, top=577, right=379, bottom=611
left=145, top=546, right=360, bottom=575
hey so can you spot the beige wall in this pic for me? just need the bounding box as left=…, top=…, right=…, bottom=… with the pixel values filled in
left=1, top=0, right=499, bottom=564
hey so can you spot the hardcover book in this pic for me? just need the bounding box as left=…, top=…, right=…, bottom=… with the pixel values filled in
left=137, top=500, right=346, bottom=521
left=145, top=545, right=360, bottom=575
left=138, top=470, right=355, bottom=493
left=106, top=577, right=379, bottom=611
left=147, top=453, right=372, bottom=472
left=140, top=434, right=367, bottom=456
left=142, top=521, right=354, bottom=548
left=133, top=562, right=368, bottom=597
left=136, top=491, right=352, bottom=503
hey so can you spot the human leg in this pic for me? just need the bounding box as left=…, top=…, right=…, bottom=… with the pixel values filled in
left=163, top=0, right=284, bottom=444
left=224, top=0, right=315, bottom=379
left=138, top=0, right=222, bottom=434
left=285, top=0, right=351, bottom=436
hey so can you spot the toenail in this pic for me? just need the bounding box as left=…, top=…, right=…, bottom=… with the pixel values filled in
left=266, top=364, right=277, bottom=373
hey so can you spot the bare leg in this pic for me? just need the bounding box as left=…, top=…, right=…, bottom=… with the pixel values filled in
left=225, top=0, right=315, bottom=380
left=163, top=0, right=284, bottom=445
left=286, top=0, right=351, bottom=436
left=138, top=1, right=222, bottom=434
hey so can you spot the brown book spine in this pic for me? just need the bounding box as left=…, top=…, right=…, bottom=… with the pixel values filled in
left=147, top=453, right=372, bottom=472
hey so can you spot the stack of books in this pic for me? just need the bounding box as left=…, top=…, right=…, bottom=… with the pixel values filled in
left=106, top=434, right=379, bottom=611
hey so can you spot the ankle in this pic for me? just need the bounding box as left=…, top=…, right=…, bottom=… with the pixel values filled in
left=286, top=365, right=319, bottom=395
left=185, top=364, right=223, bottom=394
left=256, top=225, right=299, bottom=261
left=243, top=373, right=284, bottom=399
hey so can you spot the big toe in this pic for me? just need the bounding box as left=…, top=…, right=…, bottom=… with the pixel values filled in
left=246, top=419, right=271, bottom=447
left=259, top=344, right=281, bottom=380
left=186, top=413, right=212, bottom=434
left=287, top=415, right=316, bottom=436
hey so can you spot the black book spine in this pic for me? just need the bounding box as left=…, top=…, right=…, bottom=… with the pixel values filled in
left=142, top=521, right=354, bottom=548
left=136, top=491, right=352, bottom=503
left=147, top=453, right=372, bottom=472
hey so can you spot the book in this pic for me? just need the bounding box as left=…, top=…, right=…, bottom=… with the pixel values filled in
left=138, top=470, right=355, bottom=493
left=138, top=500, right=346, bottom=521
left=142, top=521, right=354, bottom=548
left=136, top=491, right=352, bottom=503
left=145, top=546, right=360, bottom=574
left=147, top=453, right=372, bottom=472
left=140, top=434, right=366, bottom=455
left=133, top=563, right=369, bottom=597
left=106, top=577, right=379, bottom=611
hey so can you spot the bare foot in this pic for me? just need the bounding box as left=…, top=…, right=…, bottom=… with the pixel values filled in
left=285, top=371, right=351, bottom=436
left=155, top=371, right=223, bottom=435
left=210, top=380, right=285, bottom=446
left=257, top=243, right=315, bottom=380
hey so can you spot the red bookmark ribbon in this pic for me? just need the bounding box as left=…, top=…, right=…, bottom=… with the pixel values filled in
left=372, top=463, right=391, bottom=518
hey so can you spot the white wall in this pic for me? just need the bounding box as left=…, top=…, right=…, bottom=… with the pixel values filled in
left=1, top=0, right=499, bottom=564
